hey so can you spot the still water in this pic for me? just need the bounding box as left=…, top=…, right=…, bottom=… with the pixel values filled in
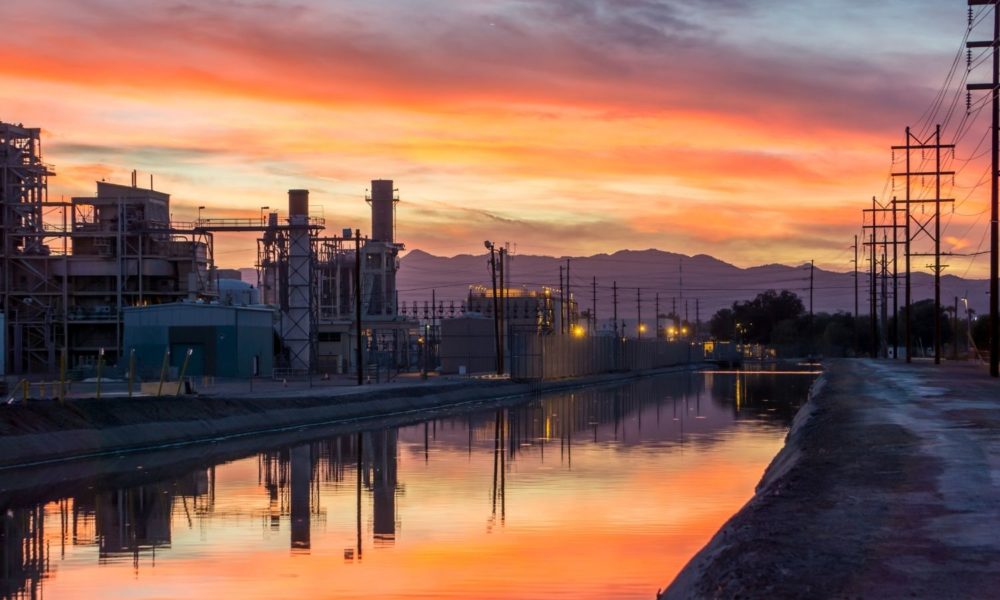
left=0, top=368, right=816, bottom=600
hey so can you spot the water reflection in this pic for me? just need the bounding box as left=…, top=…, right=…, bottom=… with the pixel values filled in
left=0, top=369, right=815, bottom=600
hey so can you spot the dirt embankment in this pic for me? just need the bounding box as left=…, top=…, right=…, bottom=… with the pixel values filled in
left=661, top=359, right=1000, bottom=599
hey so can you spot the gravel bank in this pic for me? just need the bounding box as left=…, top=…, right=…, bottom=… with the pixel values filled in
left=661, top=359, right=1000, bottom=599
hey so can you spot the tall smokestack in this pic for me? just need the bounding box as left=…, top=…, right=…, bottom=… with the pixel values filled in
left=284, top=189, right=311, bottom=371
left=370, top=180, right=395, bottom=243
left=288, top=189, right=309, bottom=218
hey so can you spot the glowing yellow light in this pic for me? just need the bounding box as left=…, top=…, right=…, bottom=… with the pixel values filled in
left=681, top=327, right=689, bottom=335
left=638, top=324, right=647, bottom=333
left=571, top=324, right=586, bottom=338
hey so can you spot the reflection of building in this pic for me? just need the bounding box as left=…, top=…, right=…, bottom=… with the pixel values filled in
left=0, top=506, right=46, bottom=600
left=92, top=486, right=173, bottom=559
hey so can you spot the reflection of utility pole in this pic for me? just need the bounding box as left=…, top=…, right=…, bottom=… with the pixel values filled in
left=356, top=431, right=363, bottom=559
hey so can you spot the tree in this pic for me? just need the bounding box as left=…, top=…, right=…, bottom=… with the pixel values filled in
left=731, top=289, right=805, bottom=344
left=709, top=308, right=735, bottom=340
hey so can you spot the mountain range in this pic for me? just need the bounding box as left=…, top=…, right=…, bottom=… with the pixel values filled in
left=394, top=249, right=990, bottom=323
left=232, top=249, right=988, bottom=323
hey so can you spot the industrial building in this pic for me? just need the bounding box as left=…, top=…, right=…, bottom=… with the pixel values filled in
left=1, top=120, right=413, bottom=378
left=465, top=285, right=578, bottom=334
left=123, top=303, right=274, bottom=378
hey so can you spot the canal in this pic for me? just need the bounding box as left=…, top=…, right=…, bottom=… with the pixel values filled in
left=0, top=367, right=817, bottom=599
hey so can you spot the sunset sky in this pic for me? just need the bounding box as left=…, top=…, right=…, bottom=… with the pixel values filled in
left=1, top=0, right=992, bottom=275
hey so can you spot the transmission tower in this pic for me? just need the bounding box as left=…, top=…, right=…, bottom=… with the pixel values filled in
left=863, top=197, right=905, bottom=358
left=891, top=125, right=955, bottom=364
left=967, top=0, right=1000, bottom=377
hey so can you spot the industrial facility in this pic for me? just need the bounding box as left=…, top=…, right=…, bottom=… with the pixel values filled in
left=0, top=120, right=411, bottom=378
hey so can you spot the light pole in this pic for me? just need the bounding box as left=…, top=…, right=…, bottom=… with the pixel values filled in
left=485, top=241, right=502, bottom=375
left=197, top=205, right=205, bottom=224
left=354, top=229, right=363, bottom=385
left=260, top=206, right=269, bottom=224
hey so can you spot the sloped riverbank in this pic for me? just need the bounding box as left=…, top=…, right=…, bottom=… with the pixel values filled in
left=662, top=359, right=1000, bottom=599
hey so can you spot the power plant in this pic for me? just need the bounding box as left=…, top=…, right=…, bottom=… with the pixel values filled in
left=0, top=120, right=410, bottom=377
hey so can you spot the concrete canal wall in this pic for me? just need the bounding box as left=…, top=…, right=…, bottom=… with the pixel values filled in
left=661, top=359, right=1000, bottom=599
left=0, top=365, right=698, bottom=471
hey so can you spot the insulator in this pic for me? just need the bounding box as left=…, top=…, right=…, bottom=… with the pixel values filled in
left=968, top=49, right=973, bottom=70
left=968, top=91, right=973, bottom=112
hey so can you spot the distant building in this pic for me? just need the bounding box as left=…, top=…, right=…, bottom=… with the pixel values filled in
left=465, top=285, right=578, bottom=335
left=218, top=278, right=260, bottom=306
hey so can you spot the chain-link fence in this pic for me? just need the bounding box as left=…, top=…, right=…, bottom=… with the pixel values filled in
left=509, top=334, right=698, bottom=381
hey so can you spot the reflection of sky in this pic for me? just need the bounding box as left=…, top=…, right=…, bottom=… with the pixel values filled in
left=7, top=372, right=815, bottom=599
left=0, top=0, right=985, bottom=274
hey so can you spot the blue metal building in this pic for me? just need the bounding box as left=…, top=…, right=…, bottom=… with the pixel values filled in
left=123, top=303, right=275, bottom=378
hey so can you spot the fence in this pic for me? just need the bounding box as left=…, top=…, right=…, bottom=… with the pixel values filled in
left=509, top=334, right=697, bottom=381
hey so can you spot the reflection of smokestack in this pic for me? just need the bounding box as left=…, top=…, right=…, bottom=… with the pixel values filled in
left=290, top=445, right=311, bottom=551
left=370, top=180, right=395, bottom=243
left=371, top=429, right=397, bottom=544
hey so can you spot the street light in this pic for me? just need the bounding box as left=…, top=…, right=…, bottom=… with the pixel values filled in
left=260, top=206, right=269, bottom=223
left=197, top=205, right=206, bottom=223
left=484, top=241, right=502, bottom=375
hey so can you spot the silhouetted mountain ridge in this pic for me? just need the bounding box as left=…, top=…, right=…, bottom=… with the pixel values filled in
left=395, top=249, right=990, bottom=323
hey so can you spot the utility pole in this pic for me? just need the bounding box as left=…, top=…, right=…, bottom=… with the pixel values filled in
left=504, top=242, right=511, bottom=360
left=870, top=213, right=878, bottom=358
left=565, top=258, right=571, bottom=333
left=637, top=288, right=642, bottom=340
left=613, top=281, right=618, bottom=338
left=592, top=276, right=597, bottom=334
left=853, top=234, right=859, bottom=318
left=486, top=241, right=501, bottom=375
left=892, top=197, right=900, bottom=358
left=809, top=259, right=815, bottom=317
left=558, top=265, right=564, bottom=335
left=695, top=298, right=700, bottom=341
left=655, top=293, right=660, bottom=340
left=432, top=288, right=437, bottom=373
left=354, top=229, right=363, bottom=385
left=967, top=0, right=1000, bottom=376
left=891, top=127, right=954, bottom=363
left=497, top=249, right=505, bottom=373
left=954, top=296, right=960, bottom=360
left=881, top=234, right=889, bottom=359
